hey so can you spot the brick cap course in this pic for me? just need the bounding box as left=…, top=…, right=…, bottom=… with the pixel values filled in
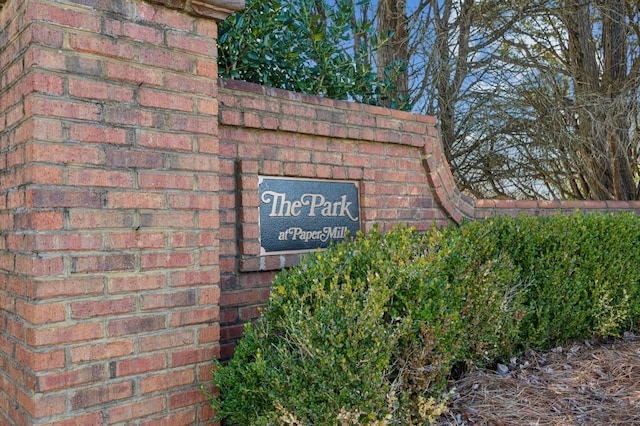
left=144, top=0, right=245, bottom=20
left=418, top=120, right=640, bottom=222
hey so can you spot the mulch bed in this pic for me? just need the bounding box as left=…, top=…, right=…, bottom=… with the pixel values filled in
left=437, top=332, right=640, bottom=425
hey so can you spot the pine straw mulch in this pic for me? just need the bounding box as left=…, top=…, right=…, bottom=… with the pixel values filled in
left=437, top=332, right=640, bottom=425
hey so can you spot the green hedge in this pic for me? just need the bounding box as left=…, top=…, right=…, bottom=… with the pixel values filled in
left=211, top=212, right=640, bottom=425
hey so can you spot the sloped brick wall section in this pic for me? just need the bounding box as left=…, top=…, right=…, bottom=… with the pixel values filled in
left=1, top=0, right=640, bottom=424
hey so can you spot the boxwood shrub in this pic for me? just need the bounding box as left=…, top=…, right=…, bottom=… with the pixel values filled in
left=210, top=212, right=640, bottom=425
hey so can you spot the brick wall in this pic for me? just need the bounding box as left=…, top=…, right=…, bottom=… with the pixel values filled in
left=216, top=79, right=451, bottom=357
left=0, top=0, right=240, bottom=424
left=216, top=79, right=640, bottom=357
left=2, top=0, right=640, bottom=424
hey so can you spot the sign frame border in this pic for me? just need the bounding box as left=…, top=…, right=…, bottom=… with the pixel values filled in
left=257, top=175, right=362, bottom=256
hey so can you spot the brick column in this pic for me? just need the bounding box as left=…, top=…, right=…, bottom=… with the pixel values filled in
left=0, top=0, right=241, bottom=424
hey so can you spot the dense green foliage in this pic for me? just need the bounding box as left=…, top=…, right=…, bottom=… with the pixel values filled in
left=217, top=0, right=409, bottom=109
left=211, top=212, right=640, bottom=425
left=459, top=213, right=640, bottom=347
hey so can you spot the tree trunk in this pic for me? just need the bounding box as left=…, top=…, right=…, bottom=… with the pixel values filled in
left=377, top=0, right=409, bottom=108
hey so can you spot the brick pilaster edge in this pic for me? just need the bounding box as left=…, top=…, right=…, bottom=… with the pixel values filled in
left=144, top=0, right=244, bottom=20
left=0, top=1, right=244, bottom=19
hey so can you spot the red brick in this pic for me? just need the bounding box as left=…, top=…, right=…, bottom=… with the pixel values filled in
left=139, top=172, right=193, bottom=190
left=38, top=364, right=105, bottom=392
left=71, top=297, right=136, bottom=319
left=196, top=58, right=217, bottom=78
left=104, top=19, right=163, bottom=44
left=220, top=289, right=263, bottom=307
left=239, top=305, right=261, bottom=321
left=107, top=395, right=166, bottom=424
left=26, top=2, right=101, bottom=32
left=111, top=353, right=166, bottom=377
left=167, top=153, right=217, bottom=171
left=140, top=409, right=196, bottom=426
left=33, top=277, right=104, bottom=299
left=40, top=412, right=104, bottom=426
left=166, top=113, right=215, bottom=134
left=14, top=255, right=64, bottom=276
left=16, top=388, right=65, bottom=417
left=27, top=23, right=64, bottom=48
left=138, top=131, right=193, bottom=151
left=107, top=274, right=166, bottom=294
left=220, top=324, right=244, bottom=341
left=29, top=188, right=103, bottom=208
left=140, top=368, right=194, bottom=394
left=105, top=61, right=164, bottom=87
left=108, top=231, right=166, bottom=250
left=16, top=300, right=65, bottom=324
left=15, top=345, right=65, bottom=371
left=218, top=110, right=239, bottom=127
left=168, top=388, right=207, bottom=410
left=68, top=210, right=134, bottom=229
left=199, top=362, right=217, bottom=382
left=169, top=307, right=217, bottom=327
left=200, top=249, right=220, bottom=266
left=199, top=397, right=216, bottom=421
left=26, top=96, right=101, bottom=121
left=107, top=315, right=166, bottom=337
left=0, top=293, right=14, bottom=313
left=141, top=290, right=196, bottom=310
left=198, top=212, right=220, bottom=229
left=68, top=123, right=129, bottom=145
left=165, top=72, right=217, bottom=97
left=105, top=148, right=164, bottom=169
left=166, top=32, right=216, bottom=56
left=139, top=88, right=194, bottom=112
left=5, top=150, right=23, bottom=173
left=24, top=72, right=64, bottom=96
left=141, top=252, right=194, bottom=270
left=25, top=49, right=96, bottom=76
left=199, top=287, right=220, bottom=305
left=198, top=324, right=220, bottom=344
left=14, top=211, right=63, bottom=230
left=23, top=164, right=63, bottom=185
left=26, top=322, right=104, bottom=347
left=170, top=347, right=216, bottom=367
left=68, top=169, right=133, bottom=188
left=104, top=105, right=161, bottom=127
left=69, top=33, right=136, bottom=60
left=139, top=46, right=193, bottom=73
left=169, top=231, right=200, bottom=248
left=106, top=191, right=166, bottom=209
left=17, top=118, right=63, bottom=143
left=70, top=340, right=135, bottom=363
left=6, top=101, right=24, bottom=128
left=140, top=211, right=195, bottom=228
left=169, top=270, right=219, bottom=288
left=26, top=142, right=102, bottom=165
left=196, top=174, right=218, bottom=191
left=196, top=19, right=217, bottom=38
left=70, top=381, right=133, bottom=410
left=71, top=254, right=135, bottom=273
left=168, top=193, right=213, bottom=210
left=139, top=330, right=194, bottom=353
left=69, top=78, right=134, bottom=102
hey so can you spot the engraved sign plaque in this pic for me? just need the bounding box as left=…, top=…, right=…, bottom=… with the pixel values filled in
left=258, top=176, right=361, bottom=254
